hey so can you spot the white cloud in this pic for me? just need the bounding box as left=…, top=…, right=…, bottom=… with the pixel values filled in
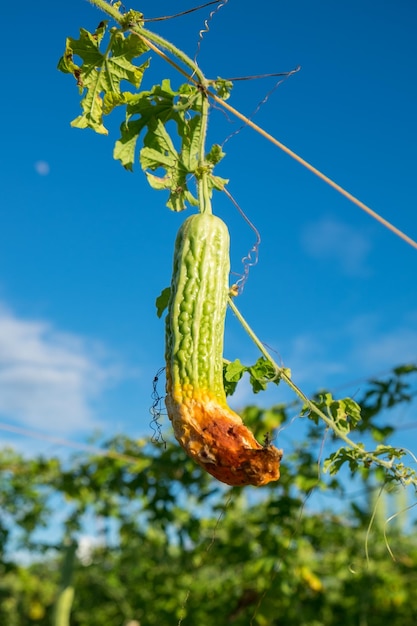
left=34, top=161, right=50, bottom=176
left=301, top=216, right=372, bottom=276
left=0, top=304, right=118, bottom=434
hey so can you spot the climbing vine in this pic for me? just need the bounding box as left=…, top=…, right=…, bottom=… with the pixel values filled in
left=58, top=0, right=417, bottom=491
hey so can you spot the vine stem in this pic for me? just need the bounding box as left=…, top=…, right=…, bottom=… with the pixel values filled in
left=85, top=0, right=408, bottom=481
left=227, top=297, right=396, bottom=473
left=86, top=0, right=122, bottom=21
left=197, top=94, right=213, bottom=216
left=84, top=0, right=206, bottom=88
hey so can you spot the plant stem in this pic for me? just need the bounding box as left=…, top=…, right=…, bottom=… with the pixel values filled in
left=86, top=0, right=207, bottom=84
left=86, top=0, right=120, bottom=21
left=197, top=94, right=212, bottom=215
left=227, top=297, right=396, bottom=472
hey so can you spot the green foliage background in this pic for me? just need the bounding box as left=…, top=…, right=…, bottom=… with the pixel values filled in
left=0, top=365, right=416, bottom=625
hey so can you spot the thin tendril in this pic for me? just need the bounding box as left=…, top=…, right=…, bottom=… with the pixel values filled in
left=144, top=1, right=222, bottom=23
left=222, top=67, right=301, bottom=147
left=222, top=68, right=301, bottom=81
left=364, top=484, right=386, bottom=568
left=194, top=0, right=229, bottom=64
left=223, top=186, right=261, bottom=293
left=149, top=366, right=167, bottom=446
left=383, top=498, right=417, bottom=561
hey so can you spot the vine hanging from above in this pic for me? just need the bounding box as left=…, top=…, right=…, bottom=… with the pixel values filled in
left=58, top=0, right=417, bottom=491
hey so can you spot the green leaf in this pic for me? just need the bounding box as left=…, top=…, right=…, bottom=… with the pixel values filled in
left=139, top=117, right=198, bottom=211
left=223, top=359, right=247, bottom=396
left=113, top=118, right=144, bottom=172
left=223, top=357, right=288, bottom=397
left=373, top=445, right=406, bottom=459
left=311, top=393, right=361, bottom=433
left=323, top=445, right=365, bottom=475
left=179, top=115, right=202, bottom=172
left=342, top=397, right=362, bottom=425
left=166, top=188, right=198, bottom=212
left=106, top=30, right=149, bottom=85
left=156, top=287, right=171, bottom=318
left=140, top=119, right=178, bottom=176
left=113, top=80, right=200, bottom=208
left=57, top=23, right=149, bottom=134
left=212, top=77, right=234, bottom=100
left=206, top=144, right=225, bottom=166
left=119, top=9, right=145, bottom=30
left=326, top=398, right=361, bottom=433
left=103, top=91, right=133, bottom=115
left=224, top=359, right=247, bottom=382
left=114, top=82, right=179, bottom=171
left=329, top=400, right=350, bottom=433
left=141, top=146, right=177, bottom=171
left=248, top=357, right=280, bottom=394
left=177, top=83, right=204, bottom=113
left=208, top=175, right=229, bottom=192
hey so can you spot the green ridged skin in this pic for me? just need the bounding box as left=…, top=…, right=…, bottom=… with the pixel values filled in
left=166, top=213, right=230, bottom=404
left=165, top=212, right=282, bottom=487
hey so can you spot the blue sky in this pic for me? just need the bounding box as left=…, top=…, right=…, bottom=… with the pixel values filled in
left=0, top=0, right=416, bottom=459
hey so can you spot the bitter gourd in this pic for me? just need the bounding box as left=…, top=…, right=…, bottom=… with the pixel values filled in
left=165, top=213, right=282, bottom=486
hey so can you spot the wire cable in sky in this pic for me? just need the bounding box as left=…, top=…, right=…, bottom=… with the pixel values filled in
left=138, top=35, right=417, bottom=252
left=144, top=1, right=223, bottom=23
left=211, top=92, right=417, bottom=251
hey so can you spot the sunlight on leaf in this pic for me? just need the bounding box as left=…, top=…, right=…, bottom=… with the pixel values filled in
left=58, top=23, right=149, bottom=134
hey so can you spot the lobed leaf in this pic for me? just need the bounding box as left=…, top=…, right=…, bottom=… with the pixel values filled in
left=113, top=80, right=204, bottom=209
left=57, top=23, right=149, bottom=134
left=223, top=357, right=286, bottom=397
left=323, top=445, right=365, bottom=475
